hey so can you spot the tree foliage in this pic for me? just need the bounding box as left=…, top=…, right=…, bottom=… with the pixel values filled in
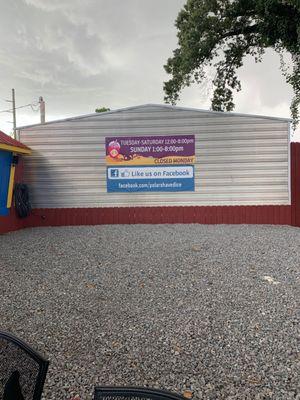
left=95, top=107, right=111, bottom=113
left=164, top=0, right=300, bottom=126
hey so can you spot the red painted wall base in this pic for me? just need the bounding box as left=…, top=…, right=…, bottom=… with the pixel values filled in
left=0, top=208, right=25, bottom=234
left=1, top=206, right=292, bottom=235
left=20, top=205, right=291, bottom=228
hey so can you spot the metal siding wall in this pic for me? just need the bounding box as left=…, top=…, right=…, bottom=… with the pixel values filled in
left=19, top=106, right=290, bottom=208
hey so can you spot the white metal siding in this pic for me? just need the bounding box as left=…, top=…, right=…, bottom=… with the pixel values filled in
left=19, top=105, right=290, bottom=208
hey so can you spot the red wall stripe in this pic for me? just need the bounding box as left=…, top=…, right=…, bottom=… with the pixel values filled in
left=20, top=205, right=291, bottom=228
left=0, top=199, right=295, bottom=235
left=291, top=143, right=300, bottom=226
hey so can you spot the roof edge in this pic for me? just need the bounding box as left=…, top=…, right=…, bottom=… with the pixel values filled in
left=17, top=103, right=292, bottom=130
left=0, top=130, right=31, bottom=152
left=0, top=143, right=31, bottom=154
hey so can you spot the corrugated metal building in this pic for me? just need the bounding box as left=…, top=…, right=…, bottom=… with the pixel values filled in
left=18, top=104, right=291, bottom=212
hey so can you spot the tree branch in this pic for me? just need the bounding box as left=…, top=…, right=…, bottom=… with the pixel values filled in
left=222, top=24, right=259, bottom=39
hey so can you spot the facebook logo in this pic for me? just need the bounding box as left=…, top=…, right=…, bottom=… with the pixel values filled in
left=110, top=169, right=119, bottom=178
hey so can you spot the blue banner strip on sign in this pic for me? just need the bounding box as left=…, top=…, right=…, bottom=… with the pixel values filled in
left=107, top=177, right=195, bottom=192
left=107, top=165, right=195, bottom=193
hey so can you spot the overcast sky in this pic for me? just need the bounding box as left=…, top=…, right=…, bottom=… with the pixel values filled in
left=0, top=0, right=299, bottom=139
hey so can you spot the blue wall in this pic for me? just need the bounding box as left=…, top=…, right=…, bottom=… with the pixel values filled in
left=0, top=150, right=12, bottom=216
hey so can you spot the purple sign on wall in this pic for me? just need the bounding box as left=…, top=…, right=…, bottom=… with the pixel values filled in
left=105, top=135, right=195, bottom=165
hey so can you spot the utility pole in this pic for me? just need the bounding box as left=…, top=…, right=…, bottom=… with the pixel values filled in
left=12, top=88, right=16, bottom=139
left=39, top=96, right=45, bottom=123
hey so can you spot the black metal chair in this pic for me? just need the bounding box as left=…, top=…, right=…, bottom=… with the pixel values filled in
left=0, top=331, right=49, bottom=400
left=94, top=386, right=187, bottom=400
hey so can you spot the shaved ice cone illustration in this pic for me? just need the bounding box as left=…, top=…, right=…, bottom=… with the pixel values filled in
left=108, top=140, right=121, bottom=159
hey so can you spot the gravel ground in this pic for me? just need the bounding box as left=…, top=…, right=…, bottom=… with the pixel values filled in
left=0, top=224, right=299, bottom=400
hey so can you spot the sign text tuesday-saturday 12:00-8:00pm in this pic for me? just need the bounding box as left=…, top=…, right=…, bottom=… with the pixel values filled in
left=105, top=135, right=195, bottom=193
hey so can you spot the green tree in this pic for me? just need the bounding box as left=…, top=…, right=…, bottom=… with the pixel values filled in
left=95, top=107, right=110, bottom=113
left=164, top=0, right=300, bottom=126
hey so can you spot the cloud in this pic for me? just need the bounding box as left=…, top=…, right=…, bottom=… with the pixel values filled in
left=0, top=0, right=297, bottom=140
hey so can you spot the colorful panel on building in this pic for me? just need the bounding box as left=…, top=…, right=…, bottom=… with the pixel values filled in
left=105, top=135, right=195, bottom=192
left=0, top=150, right=12, bottom=216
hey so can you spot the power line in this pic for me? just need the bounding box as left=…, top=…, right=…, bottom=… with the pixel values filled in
left=1, top=91, right=46, bottom=139
left=30, top=104, right=40, bottom=112
left=0, top=102, right=39, bottom=114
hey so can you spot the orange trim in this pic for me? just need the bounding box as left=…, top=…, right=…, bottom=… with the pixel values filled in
left=0, top=143, right=31, bottom=154
left=6, top=164, right=16, bottom=208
